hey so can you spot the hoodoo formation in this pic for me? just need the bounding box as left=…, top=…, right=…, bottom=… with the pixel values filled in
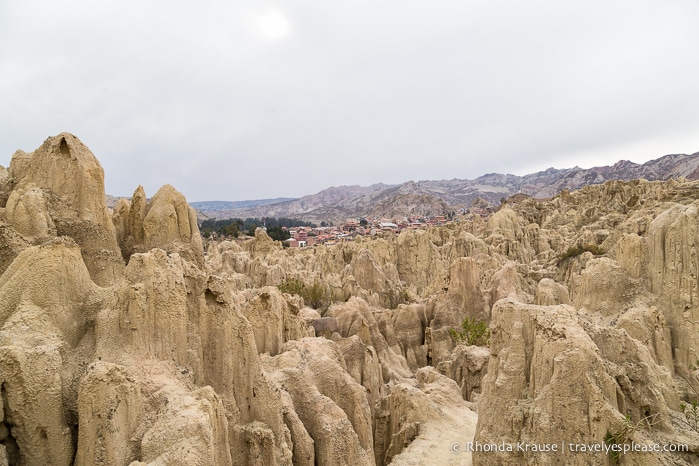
left=0, top=133, right=698, bottom=464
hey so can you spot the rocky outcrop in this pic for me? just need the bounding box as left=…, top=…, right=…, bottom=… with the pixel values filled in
left=3, top=133, right=123, bottom=286
left=436, top=345, right=489, bottom=402
left=113, top=184, right=204, bottom=267
left=326, top=298, right=412, bottom=382
left=262, top=338, right=375, bottom=466
left=3, top=134, right=699, bottom=465
left=374, top=367, right=477, bottom=466
left=475, top=299, right=686, bottom=465
left=75, top=363, right=143, bottom=466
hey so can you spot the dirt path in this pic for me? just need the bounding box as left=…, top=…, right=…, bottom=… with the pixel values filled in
left=389, top=401, right=477, bottom=465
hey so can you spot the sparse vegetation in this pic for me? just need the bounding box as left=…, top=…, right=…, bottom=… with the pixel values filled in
left=678, top=370, right=699, bottom=434
left=449, top=317, right=490, bottom=346
left=200, top=217, right=316, bottom=239
left=557, top=244, right=605, bottom=263
left=278, top=278, right=333, bottom=310
left=680, top=400, right=699, bottom=433
left=604, top=414, right=657, bottom=464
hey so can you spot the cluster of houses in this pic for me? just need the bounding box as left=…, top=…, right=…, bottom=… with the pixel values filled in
left=284, top=215, right=452, bottom=248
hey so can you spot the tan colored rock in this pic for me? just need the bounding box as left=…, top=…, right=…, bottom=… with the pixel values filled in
left=327, top=298, right=412, bottom=381
left=138, top=385, right=231, bottom=466
left=334, top=335, right=385, bottom=414
left=0, top=345, right=74, bottom=466
left=374, top=367, right=477, bottom=466
left=4, top=187, right=55, bottom=241
left=535, top=278, right=570, bottom=306
left=242, top=228, right=284, bottom=260
left=570, top=256, right=638, bottom=316
left=475, top=299, right=680, bottom=465
left=430, top=257, right=489, bottom=331
left=343, top=249, right=405, bottom=309
left=0, top=238, right=104, bottom=345
left=311, top=316, right=339, bottom=339
left=129, top=185, right=147, bottom=245
left=102, top=249, right=191, bottom=366
left=196, top=285, right=295, bottom=465
left=0, top=220, right=30, bottom=280
left=75, top=362, right=143, bottom=466
left=144, top=185, right=204, bottom=266
left=484, top=207, right=535, bottom=263
left=263, top=338, right=374, bottom=466
left=207, top=238, right=287, bottom=289
left=614, top=232, right=645, bottom=279
left=6, top=134, right=699, bottom=465
left=436, top=345, right=489, bottom=401
left=239, top=287, right=308, bottom=356
left=0, top=164, right=10, bottom=207
left=112, top=197, right=134, bottom=258
left=615, top=304, right=675, bottom=374
left=377, top=304, right=432, bottom=370
left=646, top=202, right=699, bottom=382
left=487, top=260, right=532, bottom=305
left=0, top=238, right=113, bottom=465
left=6, top=133, right=124, bottom=286
left=275, top=389, right=315, bottom=466
left=394, top=229, right=446, bottom=296
left=113, top=184, right=204, bottom=267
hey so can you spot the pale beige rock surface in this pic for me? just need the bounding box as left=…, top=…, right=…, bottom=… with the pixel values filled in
left=5, top=133, right=123, bottom=286
left=2, top=134, right=699, bottom=465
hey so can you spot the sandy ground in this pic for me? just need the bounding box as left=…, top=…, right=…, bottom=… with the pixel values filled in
left=389, top=402, right=478, bottom=466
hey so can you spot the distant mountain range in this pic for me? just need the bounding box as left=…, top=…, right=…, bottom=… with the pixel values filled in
left=195, top=152, right=699, bottom=224
left=189, top=198, right=296, bottom=211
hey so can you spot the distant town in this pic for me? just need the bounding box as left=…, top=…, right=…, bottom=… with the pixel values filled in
left=285, top=214, right=456, bottom=248
left=206, top=205, right=501, bottom=248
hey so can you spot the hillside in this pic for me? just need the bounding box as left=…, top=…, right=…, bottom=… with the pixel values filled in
left=197, top=152, right=699, bottom=224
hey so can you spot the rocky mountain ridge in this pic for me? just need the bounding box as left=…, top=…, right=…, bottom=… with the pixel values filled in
left=0, top=133, right=698, bottom=465
left=199, top=152, right=699, bottom=224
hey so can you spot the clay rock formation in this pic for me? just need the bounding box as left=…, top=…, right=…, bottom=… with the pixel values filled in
left=0, top=238, right=108, bottom=466
left=262, top=338, right=375, bottom=466
left=113, top=184, right=204, bottom=267
left=4, top=134, right=699, bottom=465
left=1, top=133, right=123, bottom=285
left=342, top=249, right=405, bottom=309
left=75, top=362, right=143, bottom=466
left=437, top=345, right=489, bottom=402
left=374, top=367, right=477, bottom=466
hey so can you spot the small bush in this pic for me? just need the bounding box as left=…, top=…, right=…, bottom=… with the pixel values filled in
left=277, top=278, right=305, bottom=296
left=605, top=414, right=658, bottom=464
left=449, top=317, right=490, bottom=346
left=680, top=400, right=699, bottom=433
left=558, top=244, right=605, bottom=263
left=278, top=278, right=332, bottom=310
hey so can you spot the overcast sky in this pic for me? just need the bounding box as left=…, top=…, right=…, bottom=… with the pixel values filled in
left=2, top=1, right=699, bottom=202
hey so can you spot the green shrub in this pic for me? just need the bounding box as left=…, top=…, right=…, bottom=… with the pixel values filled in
left=449, top=317, right=490, bottom=346
left=278, top=278, right=332, bottom=310
left=557, top=244, right=605, bottom=263
left=604, top=414, right=657, bottom=464
left=278, top=278, right=306, bottom=296
left=680, top=400, right=699, bottom=433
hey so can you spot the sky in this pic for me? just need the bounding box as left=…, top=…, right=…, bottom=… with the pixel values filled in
left=2, top=0, right=699, bottom=202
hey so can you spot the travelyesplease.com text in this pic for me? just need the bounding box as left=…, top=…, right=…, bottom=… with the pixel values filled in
left=450, top=441, right=689, bottom=455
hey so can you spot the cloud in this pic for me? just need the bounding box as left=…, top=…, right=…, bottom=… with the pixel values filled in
left=2, top=0, right=699, bottom=201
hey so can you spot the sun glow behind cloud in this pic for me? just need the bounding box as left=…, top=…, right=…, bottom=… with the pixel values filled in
left=257, top=9, right=291, bottom=40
